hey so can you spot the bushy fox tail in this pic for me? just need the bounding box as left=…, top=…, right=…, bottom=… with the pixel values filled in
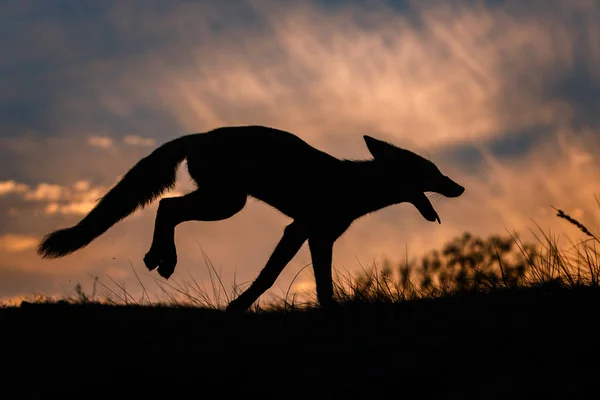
left=38, top=134, right=198, bottom=258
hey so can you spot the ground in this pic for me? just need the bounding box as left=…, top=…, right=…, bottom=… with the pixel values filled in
left=2, top=285, right=599, bottom=399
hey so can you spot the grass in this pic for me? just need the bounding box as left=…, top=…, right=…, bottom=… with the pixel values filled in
left=3, top=200, right=600, bottom=398
left=14, top=198, right=599, bottom=311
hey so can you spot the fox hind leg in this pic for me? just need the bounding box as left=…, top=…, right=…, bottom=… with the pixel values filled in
left=308, top=222, right=351, bottom=309
left=144, top=188, right=247, bottom=279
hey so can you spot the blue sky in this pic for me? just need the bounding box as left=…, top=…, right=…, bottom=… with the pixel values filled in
left=1, top=0, right=599, bottom=304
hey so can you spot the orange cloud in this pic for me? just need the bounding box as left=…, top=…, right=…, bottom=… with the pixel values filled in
left=87, top=136, right=113, bottom=149
left=0, top=180, right=29, bottom=196
left=0, top=234, right=39, bottom=253
left=123, top=135, right=156, bottom=147
left=23, top=183, right=64, bottom=202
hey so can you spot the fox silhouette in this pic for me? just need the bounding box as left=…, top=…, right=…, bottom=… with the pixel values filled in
left=38, top=125, right=464, bottom=312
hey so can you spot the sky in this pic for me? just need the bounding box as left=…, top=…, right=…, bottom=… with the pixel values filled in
left=1, top=0, right=599, bottom=305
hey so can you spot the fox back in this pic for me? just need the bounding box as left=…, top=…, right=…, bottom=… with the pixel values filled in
left=185, top=126, right=463, bottom=222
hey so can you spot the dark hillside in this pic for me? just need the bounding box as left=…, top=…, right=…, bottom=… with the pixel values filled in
left=3, top=284, right=600, bottom=399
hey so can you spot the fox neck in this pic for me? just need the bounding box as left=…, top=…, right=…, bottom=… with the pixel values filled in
left=342, top=159, right=413, bottom=218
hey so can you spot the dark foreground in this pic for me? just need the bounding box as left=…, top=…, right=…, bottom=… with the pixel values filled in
left=2, top=285, right=600, bottom=399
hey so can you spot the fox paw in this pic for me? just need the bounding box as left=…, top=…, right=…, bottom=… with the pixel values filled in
left=144, top=245, right=177, bottom=279
left=225, top=297, right=251, bottom=314
left=319, top=299, right=342, bottom=313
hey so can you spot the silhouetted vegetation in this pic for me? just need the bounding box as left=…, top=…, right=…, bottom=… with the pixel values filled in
left=331, top=202, right=599, bottom=307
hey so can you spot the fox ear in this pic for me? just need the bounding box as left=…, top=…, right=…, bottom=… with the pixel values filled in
left=363, top=135, right=399, bottom=160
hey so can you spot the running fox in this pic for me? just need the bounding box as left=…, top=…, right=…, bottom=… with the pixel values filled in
left=38, top=125, right=464, bottom=312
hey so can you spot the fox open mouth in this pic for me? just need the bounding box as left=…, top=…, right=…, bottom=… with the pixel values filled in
left=413, top=192, right=441, bottom=224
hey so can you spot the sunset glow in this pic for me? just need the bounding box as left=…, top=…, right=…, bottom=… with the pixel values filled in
left=1, top=0, right=599, bottom=304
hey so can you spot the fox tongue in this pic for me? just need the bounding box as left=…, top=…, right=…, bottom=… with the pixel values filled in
left=413, top=193, right=441, bottom=224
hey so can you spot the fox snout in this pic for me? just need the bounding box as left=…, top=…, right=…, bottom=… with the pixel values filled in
left=437, top=175, right=465, bottom=198
left=412, top=175, right=464, bottom=225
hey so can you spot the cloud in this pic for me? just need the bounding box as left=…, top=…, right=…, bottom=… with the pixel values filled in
left=1, top=179, right=104, bottom=216
left=44, top=201, right=97, bottom=216
left=23, top=183, right=64, bottom=202
left=73, top=180, right=91, bottom=191
left=71, top=0, right=598, bottom=157
left=0, top=180, right=29, bottom=196
left=123, top=135, right=156, bottom=147
left=87, top=136, right=113, bottom=149
left=0, top=234, right=39, bottom=253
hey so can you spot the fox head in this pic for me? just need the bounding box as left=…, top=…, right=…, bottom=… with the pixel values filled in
left=363, top=135, right=465, bottom=224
